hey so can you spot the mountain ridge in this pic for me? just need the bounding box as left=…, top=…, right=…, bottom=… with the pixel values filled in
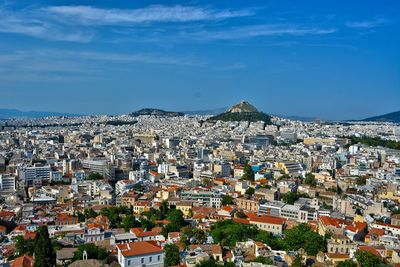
left=0, top=108, right=80, bottom=119
left=130, top=108, right=184, bottom=117
left=362, top=110, right=400, bottom=123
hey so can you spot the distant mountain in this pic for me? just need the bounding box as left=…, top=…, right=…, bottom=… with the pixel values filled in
left=183, top=107, right=228, bottom=116
left=207, top=101, right=272, bottom=124
left=130, top=108, right=184, bottom=117
left=362, top=111, right=400, bottom=123
left=0, top=108, right=80, bottom=119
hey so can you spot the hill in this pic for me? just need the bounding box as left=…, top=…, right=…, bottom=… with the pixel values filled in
left=207, top=101, right=272, bottom=124
left=0, top=108, right=80, bottom=119
left=130, top=108, right=184, bottom=117
left=362, top=111, right=400, bottom=123
left=183, top=107, right=228, bottom=116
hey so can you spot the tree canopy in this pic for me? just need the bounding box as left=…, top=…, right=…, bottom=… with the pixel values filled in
left=242, top=164, right=255, bottom=181
left=355, top=250, right=386, bottom=267
left=34, top=226, right=55, bottom=267
left=73, top=243, right=108, bottom=261
left=164, top=243, right=180, bottom=267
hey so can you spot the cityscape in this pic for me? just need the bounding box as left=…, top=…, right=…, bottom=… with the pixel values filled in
left=1, top=1, right=400, bottom=267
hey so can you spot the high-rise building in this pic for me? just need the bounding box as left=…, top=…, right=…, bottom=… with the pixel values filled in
left=19, top=165, right=51, bottom=186
left=0, top=174, right=16, bottom=192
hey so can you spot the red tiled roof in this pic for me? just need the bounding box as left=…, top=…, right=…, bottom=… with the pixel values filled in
left=249, top=215, right=286, bottom=225
left=358, top=246, right=382, bottom=258
left=116, top=241, right=163, bottom=257
left=11, top=255, right=34, bottom=267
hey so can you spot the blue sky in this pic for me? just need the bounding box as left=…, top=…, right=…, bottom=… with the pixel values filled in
left=0, top=0, right=399, bottom=120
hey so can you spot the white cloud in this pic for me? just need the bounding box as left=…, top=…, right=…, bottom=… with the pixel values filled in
left=346, top=18, right=387, bottom=29
left=41, top=5, right=253, bottom=25
left=193, top=24, right=336, bottom=40
left=0, top=8, right=93, bottom=42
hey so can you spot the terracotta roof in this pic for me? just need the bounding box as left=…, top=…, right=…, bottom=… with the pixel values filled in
left=116, top=241, right=163, bottom=257
left=358, top=246, right=382, bottom=258
left=249, top=215, right=286, bottom=225
left=319, top=216, right=346, bottom=228
left=345, top=222, right=367, bottom=233
left=11, top=255, right=34, bottom=267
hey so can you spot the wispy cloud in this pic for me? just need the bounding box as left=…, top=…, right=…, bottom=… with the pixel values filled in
left=0, top=8, right=93, bottom=42
left=41, top=5, right=253, bottom=25
left=346, top=17, right=387, bottom=29
left=218, top=63, right=247, bottom=71
left=192, top=24, right=336, bottom=40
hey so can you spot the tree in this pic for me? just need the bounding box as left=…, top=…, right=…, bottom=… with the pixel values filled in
left=87, top=172, right=103, bottom=180
left=195, top=258, right=222, bottom=267
left=166, top=209, right=186, bottom=232
left=282, top=191, right=299, bottom=205
left=181, top=227, right=207, bottom=246
left=252, top=256, right=273, bottom=265
left=140, top=218, right=155, bottom=231
left=245, top=187, right=255, bottom=196
left=211, top=220, right=258, bottom=248
left=304, top=173, right=317, bottom=187
left=84, top=208, right=97, bottom=219
left=73, top=243, right=107, bottom=261
left=235, top=211, right=248, bottom=219
left=242, top=164, right=255, bottom=181
left=255, top=231, right=284, bottom=250
left=356, top=176, right=367, bottom=186
left=221, top=195, right=234, bottom=206
left=121, top=214, right=140, bottom=232
left=164, top=244, right=180, bottom=266
left=355, top=250, right=385, bottom=267
left=338, top=260, right=357, bottom=267
left=282, top=224, right=325, bottom=256
left=34, top=226, right=55, bottom=267
left=160, top=200, right=170, bottom=217
left=13, top=236, right=35, bottom=256
left=291, top=254, right=303, bottom=267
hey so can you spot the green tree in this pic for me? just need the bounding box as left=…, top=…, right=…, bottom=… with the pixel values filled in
left=34, top=226, right=55, bottom=267
left=242, top=164, right=255, bottom=181
left=282, top=224, right=325, bottom=256
left=195, top=258, right=223, bottom=267
left=291, top=254, right=303, bottom=267
left=121, top=214, right=140, bottom=232
left=235, top=211, right=248, bottom=219
left=356, top=176, right=367, bottom=186
left=164, top=244, right=180, bottom=267
left=165, top=209, right=186, bottom=232
left=337, top=259, right=357, bottom=267
left=160, top=200, right=170, bottom=217
left=84, top=208, right=97, bottom=219
left=73, top=243, right=107, bottom=261
left=13, top=236, right=35, bottom=256
left=211, top=220, right=258, bottom=248
left=87, top=172, right=103, bottom=180
left=355, top=250, right=385, bottom=267
left=282, top=191, right=299, bottom=204
left=252, top=256, right=273, bottom=265
left=221, top=195, right=234, bottom=206
left=255, top=231, right=284, bottom=250
left=181, top=227, right=207, bottom=246
left=304, top=173, right=317, bottom=187
left=245, top=187, right=255, bottom=196
left=140, top=218, right=155, bottom=231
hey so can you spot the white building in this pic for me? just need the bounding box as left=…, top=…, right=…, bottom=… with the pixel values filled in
left=117, top=241, right=164, bottom=267
left=0, top=174, right=16, bottom=192
left=19, top=165, right=51, bottom=186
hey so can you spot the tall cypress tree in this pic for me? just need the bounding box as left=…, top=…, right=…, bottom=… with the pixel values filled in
left=34, top=225, right=55, bottom=267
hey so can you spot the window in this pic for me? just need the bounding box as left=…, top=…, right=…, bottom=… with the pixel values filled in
left=127, top=260, right=131, bottom=266
left=141, top=258, right=144, bottom=264
left=158, top=255, right=161, bottom=261
left=149, top=256, right=152, bottom=262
